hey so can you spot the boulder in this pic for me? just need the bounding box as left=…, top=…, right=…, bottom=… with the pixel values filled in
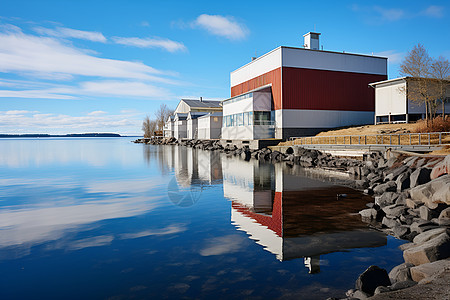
left=382, top=204, right=407, bottom=217
left=419, top=205, right=438, bottom=221
left=410, top=259, right=450, bottom=282
left=392, top=225, right=410, bottom=239
left=413, top=227, right=449, bottom=244
left=359, top=208, right=377, bottom=219
left=374, top=192, right=398, bottom=207
left=389, top=280, right=417, bottom=291
left=373, top=181, right=397, bottom=194
left=396, top=172, right=411, bottom=192
left=388, top=262, right=414, bottom=283
left=438, top=207, right=450, bottom=226
left=410, top=219, right=438, bottom=233
left=430, top=155, right=450, bottom=179
left=410, top=174, right=450, bottom=209
left=382, top=216, right=400, bottom=228
left=403, top=232, right=450, bottom=265
left=404, top=157, right=418, bottom=167
left=355, top=265, right=391, bottom=296
left=409, top=167, right=432, bottom=188
left=405, top=198, right=420, bottom=209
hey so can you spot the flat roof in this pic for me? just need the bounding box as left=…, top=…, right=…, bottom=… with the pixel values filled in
left=222, top=84, right=272, bottom=103
left=231, top=46, right=388, bottom=74
left=369, top=77, right=407, bottom=87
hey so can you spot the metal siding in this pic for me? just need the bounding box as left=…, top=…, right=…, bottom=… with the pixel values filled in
left=231, top=68, right=282, bottom=110
left=282, top=67, right=387, bottom=111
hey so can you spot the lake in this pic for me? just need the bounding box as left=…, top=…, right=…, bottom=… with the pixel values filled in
left=0, top=138, right=406, bottom=299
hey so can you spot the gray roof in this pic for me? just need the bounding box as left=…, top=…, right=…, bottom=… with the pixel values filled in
left=187, top=112, right=209, bottom=120
left=182, top=99, right=222, bottom=108
left=198, top=112, right=223, bottom=119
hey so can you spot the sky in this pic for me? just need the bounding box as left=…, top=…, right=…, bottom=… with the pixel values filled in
left=0, top=0, right=449, bottom=135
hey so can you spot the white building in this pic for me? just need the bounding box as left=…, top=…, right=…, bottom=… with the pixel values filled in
left=186, top=112, right=209, bottom=139
left=369, top=77, right=450, bottom=124
left=173, top=113, right=188, bottom=139
left=226, top=32, right=387, bottom=140
left=221, top=86, right=274, bottom=140
left=197, top=112, right=223, bottom=139
left=163, top=115, right=174, bottom=138
left=165, top=98, right=223, bottom=140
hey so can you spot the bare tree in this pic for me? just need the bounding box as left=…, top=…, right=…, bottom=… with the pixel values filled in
left=155, top=104, right=174, bottom=131
left=399, top=44, right=439, bottom=123
left=431, top=56, right=450, bottom=117
left=142, top=115, right=157, bottom=138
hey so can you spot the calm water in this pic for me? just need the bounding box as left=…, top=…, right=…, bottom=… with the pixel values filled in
left=0, top=138, right=406, bottom=300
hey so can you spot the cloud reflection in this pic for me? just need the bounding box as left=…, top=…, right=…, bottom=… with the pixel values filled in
left=200, top=235, right=246, bottom=256
left=120, top=224, right=187, bottom=239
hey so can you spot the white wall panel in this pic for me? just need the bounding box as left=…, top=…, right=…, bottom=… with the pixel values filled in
left=282, top=47, right=387, bottom=75
left=231, top=48, right=282, bottom=87
left=281, top=109, right=374, bottom=128
left=375, top=81, right=407, bottom=115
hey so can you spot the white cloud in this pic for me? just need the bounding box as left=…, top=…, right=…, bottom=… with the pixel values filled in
left=79, top=80, right=171, bottom=98
left=68, top=235, right=114, bottom=250
left=200, top=235, right=246, bottom=256
left=373, top=6, right=405, bottom=21
left=0, top=110, right=141, bottom=133
left=120, top=225, right=187, bottom=239
left=112, top=36, right=186, bottom=52
left=0, top=88, right=75, bottom=99
left=87, top=110, right=108, bottom=116
left=34, top=26, right=107, bottom=42
left=421, top=5, right=444, bottom=18
left=374, top=50, right=405, bottom=64
left=0, top=26, right=172, bottom=82
left=194, top=14, right=248, bottom=40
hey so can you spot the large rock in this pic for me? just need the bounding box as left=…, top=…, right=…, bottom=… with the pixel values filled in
left=374, top=192, right=398, bottom=207
left=355, top=265, right=391, bottom=296
left=382, top=204, right=407, bottom=217
left=430, top=155, right=450, bottom=179
left=438, top=207, right=450, bottom=226
left=410, top=259, right=450, bottom=282
left=388, top=262, right=414, bottom=283
left=413, top=228, right=449, bottom=244
left=359, top=208, right=377, bottom=219
left=409, top=167, right=432, bottom=188
left=396, top=172, right=411, bottom=192
left=409, top=174, right=450, bottom=209
left=403, top=232, right=450, bottom=265
left=373, top=181, right=397, bottom=194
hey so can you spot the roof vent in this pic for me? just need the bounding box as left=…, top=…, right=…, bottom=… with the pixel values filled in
left=303, top=32, right=321, bottom=50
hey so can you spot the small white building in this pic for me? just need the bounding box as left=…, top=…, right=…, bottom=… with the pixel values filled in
left=186, top=112, right=209, bottom=139
left=198, top=112, right=223, bottom=139
left=163, top=115, right=174, bottom=138
left=173, top=113, right=188, bottom=139
left=370, top=77, right=450, bottom=124
left=221, top=86, right=274, bottom=140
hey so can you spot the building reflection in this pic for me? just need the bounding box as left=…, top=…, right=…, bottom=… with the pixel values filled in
left=153, top=145, right=223, bottom=187
left=223, top=157, right=387, bottom=272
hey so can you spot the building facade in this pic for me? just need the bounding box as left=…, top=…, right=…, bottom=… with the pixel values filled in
left=370, top=77, right=450, bottom=124
left=197, top=112, right=223, bottom=139
left=226, top=33, right=388, bottom=140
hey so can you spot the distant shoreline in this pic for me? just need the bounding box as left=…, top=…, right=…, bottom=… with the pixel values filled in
left=0, top=133, right=129, bottom=138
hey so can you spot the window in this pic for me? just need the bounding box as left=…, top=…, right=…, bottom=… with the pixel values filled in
left=213, top=117, right=219, bottom=122
left=238, top=113, right=244, bottom=126
left=248, top=112, right=253, bottom=125
left=254, top=111, right=271, bottom=125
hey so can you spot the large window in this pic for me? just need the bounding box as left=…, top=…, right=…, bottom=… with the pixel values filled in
left=224, top=111, right=273, bottom=127
left=254, top=111, right=272, bottom=125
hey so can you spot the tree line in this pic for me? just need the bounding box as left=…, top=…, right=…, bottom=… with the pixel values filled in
left=400, top=44, right=450, bottom=121
left=142, top=104, right=174, bottom=138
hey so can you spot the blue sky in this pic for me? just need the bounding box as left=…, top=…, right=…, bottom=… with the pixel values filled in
left=1, top=0, right=449, bottom=135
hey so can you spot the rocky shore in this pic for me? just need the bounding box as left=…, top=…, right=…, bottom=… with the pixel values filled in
left=136, top=137, right=450, bottom=299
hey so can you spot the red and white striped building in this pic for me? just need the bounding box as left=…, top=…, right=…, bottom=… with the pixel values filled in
left=223, top=32, right=388, bottom=140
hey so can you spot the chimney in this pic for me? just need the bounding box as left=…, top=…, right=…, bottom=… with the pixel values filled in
left=200, top=96, right=203, bottom=102
left=303, top=32, right=321, bottom=50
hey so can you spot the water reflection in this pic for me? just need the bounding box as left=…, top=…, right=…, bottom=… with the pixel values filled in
left=157, top=145, right=387, bottom=272
left=225, top=160, right=386, bottom=267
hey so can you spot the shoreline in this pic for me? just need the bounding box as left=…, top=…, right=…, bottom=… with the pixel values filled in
left=136, top=137, right=450, bottom=299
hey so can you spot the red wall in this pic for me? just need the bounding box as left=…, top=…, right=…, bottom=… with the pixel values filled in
left=282, top=67, right=386, bottom=111
left=231, top=191, right=283, bottom=237
left=230, top=67, right=386, bottom=112
left=231, top=68, right=282, bottom=110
